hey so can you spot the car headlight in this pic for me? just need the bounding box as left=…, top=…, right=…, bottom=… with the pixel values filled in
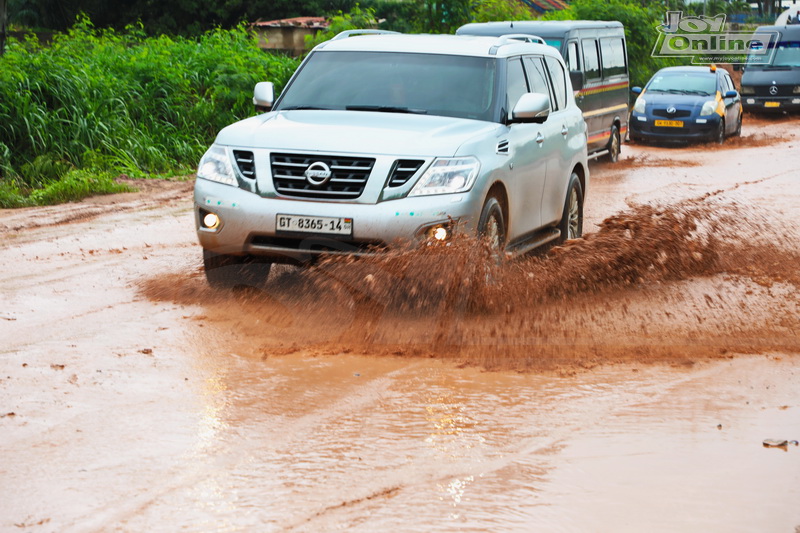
left=197, top=145, right=237, bottom=186
left=633, top=97, right=646, bottom=114
left=740, top=86, right=755, bottom=95
left=700, top=99, right=721, bottom=116
left=408, top=157, right=479, bottom=197
left=794, top=86, right=800, bottom=94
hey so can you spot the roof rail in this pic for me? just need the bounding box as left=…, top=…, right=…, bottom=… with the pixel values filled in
left=330, top=29, right=400, bottom=41
left=489, top=33, right=546, bottom=55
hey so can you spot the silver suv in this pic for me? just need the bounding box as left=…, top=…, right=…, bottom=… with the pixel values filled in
left=194, top=31, right=589, bottom=288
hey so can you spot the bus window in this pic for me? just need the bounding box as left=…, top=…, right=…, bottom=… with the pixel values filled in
left=582, top=39, right=600, bottom=80
left=600, top=38, right=627, bottom=77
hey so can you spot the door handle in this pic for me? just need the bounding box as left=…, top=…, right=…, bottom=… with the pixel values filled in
left=536, top=132, right=544, bottom=144
left=561, top=125, right=569, bottom=136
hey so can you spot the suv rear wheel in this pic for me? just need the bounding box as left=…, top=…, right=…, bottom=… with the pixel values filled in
left=557, top=172, right=583, bottom=242
left=203, top=250, right=272, bottom=290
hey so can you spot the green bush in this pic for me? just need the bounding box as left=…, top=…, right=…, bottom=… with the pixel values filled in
left=0, top=16, right=300, bottom=207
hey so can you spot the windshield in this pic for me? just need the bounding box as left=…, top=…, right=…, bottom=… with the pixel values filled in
left=275, top=51, right=498, bottom=122
left=646, top=71, right=717, bottom=96
left=746, top=38, right=800, bottom=68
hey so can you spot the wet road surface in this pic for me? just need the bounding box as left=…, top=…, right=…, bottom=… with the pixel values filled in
left=1, top=116, right=800, bottom=532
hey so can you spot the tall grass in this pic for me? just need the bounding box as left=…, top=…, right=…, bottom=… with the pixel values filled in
left=0, top=17, right=299, bottom=207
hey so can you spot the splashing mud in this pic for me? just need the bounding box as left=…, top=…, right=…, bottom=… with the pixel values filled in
left=140, top=194, right=800, bottom=373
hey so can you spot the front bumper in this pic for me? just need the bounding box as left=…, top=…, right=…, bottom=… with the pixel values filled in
left=742, top=97, right=800, bottom=113
left=194, top=178, right=483, bottom=263
left=629, top=113, right=721, bottom=142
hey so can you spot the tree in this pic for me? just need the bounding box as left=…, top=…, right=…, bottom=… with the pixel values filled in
left=1, top=0, right=7, bottom=55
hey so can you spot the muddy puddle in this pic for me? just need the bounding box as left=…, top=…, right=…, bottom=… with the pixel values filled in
left=140, top=191, right=800, bottom=373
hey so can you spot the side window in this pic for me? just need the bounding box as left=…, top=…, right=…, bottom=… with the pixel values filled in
left=506, top=57, right=528, bottom=112
left=599, top=38, right=626, bottom=78
left=566, top=41, right=581, bottom=72
left=581, top=39, right=601, bottom=80
left=544, top=56, right=568, bottom=111
left=523, top=56, right=551, bottom=101
left=722, top=73, right=733, bottom=93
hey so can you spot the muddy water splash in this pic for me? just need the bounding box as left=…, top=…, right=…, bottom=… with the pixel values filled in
left=140, top=196, right=800, bottom=372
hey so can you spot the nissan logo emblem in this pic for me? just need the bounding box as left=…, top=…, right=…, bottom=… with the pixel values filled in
left=769, top=85, right=779, bottom=96
left=667, top=106, right=676, bottom=114
left=304, top=162, right=332, bottom=186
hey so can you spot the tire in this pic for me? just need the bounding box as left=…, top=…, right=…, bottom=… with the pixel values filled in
left=557, top=172, right=584, bottom=243
left=203, top=249, right=272, bottom=290
left=477, top=196, right=506, bottom=254
left=734, top=112, right=742, bottom=136
left=715, top=118, right=725, bottom=144
left=606, top=124, right=621, bottom=163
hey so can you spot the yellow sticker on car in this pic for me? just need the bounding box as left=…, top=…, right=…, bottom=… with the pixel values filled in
left=654, top=120, right=684, bottom=127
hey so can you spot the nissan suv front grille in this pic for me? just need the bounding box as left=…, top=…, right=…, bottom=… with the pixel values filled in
left=386, top=159, right=425, bottom=187
left=233, top=150, right=256, bottom=179
left=271, top=153, right=375, bottom=200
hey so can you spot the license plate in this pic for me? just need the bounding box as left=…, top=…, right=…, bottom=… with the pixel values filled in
left=765, top=101, right=780, bottom=108
left=276, top=214, right=352, bottom=235
left=654, top=120, right=684, bottom=127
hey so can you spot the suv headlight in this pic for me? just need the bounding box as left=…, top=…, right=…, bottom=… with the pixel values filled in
left=700, top=99, right=721, bottom=116
left=197, top=145, right=237, bottom=186
left=740, top=86, right=755, bottom=95
left=633, top=97, right=646, bottom=114
left=409, top=157, right=480, bottom=197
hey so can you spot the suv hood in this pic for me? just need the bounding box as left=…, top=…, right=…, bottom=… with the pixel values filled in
left=644, top=92, right=717, bottom=108
left=215, top=110, right=501, bottom=157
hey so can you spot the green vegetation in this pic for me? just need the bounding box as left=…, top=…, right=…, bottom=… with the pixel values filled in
left=0, top=17, right=299, bottom=207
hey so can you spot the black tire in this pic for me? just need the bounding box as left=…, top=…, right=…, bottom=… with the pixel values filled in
left=606, top=124, right=621, bottom=163
left=203, top=249, right=272, bottom=290
left=557, top=172, right=584, bottom=243
left=477, top=196, right=506, bottom=254
left=715, top=118, right=725, bottom=144
left=734, top=112, right=742, bottom=136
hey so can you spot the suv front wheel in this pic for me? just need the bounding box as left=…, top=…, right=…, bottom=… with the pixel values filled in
left=203, top=249, right=272, bottom=290
left=477, top=196, right=506, bottom=253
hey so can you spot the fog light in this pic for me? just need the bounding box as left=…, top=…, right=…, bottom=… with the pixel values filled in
left=202, top=212, right=220, bottom=229
left=426, top=224, right=452, bottom=242
left=747, top=98, right=755, bottom=104
left=433, top=227, right=449, bottom=241
left=793, top=98, right=800, bottom=104
left=696, top=118, right=707, bottom=124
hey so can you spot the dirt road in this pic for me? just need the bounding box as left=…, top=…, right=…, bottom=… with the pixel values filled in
left=2, top=116, right=800, bottom=532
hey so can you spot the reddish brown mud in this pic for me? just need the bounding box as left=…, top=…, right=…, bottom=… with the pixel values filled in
left=1, top=116, right=799, bottom=532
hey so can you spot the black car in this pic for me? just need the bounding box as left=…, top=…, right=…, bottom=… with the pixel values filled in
left=629, top=65, right=742, bottom=144
left=740, top=25, right=800, bottom=114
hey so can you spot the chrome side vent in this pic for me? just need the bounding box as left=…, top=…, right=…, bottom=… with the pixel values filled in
left=496, top=140, right=509, bottom=154
left=386, top=159, right=425, bottom=188
left=233, top=150, right=256, bottom=179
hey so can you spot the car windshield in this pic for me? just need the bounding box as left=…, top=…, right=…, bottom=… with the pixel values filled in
left=646, top=72, right=717, bottom=96
left=275, top=51, right=498, bottom=122
left=771, top=41, right=800, bottom=67
left=745, top=38, right=800, bottom=68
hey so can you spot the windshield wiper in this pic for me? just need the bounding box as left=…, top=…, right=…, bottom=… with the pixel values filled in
left=346, top=105, right=428, bottom=115
left=681, top=90, right=712, bottom=96
left=280, top=105, right=333, bottom=110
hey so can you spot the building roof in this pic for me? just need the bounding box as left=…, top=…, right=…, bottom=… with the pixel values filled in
left=252, top=17, right=329, bottom=29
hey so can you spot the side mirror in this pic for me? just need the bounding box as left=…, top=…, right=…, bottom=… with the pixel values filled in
left=631, top=86, right=643, bottom=95
left=724, top=90, right=739, bottom=98
left=253, top=82, right=274, bottom=112
left=511, top=92, right=550, bottom=124
left=569, top=70, right=584, bottom=92
left=732, top=63, right=742, bottom=72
